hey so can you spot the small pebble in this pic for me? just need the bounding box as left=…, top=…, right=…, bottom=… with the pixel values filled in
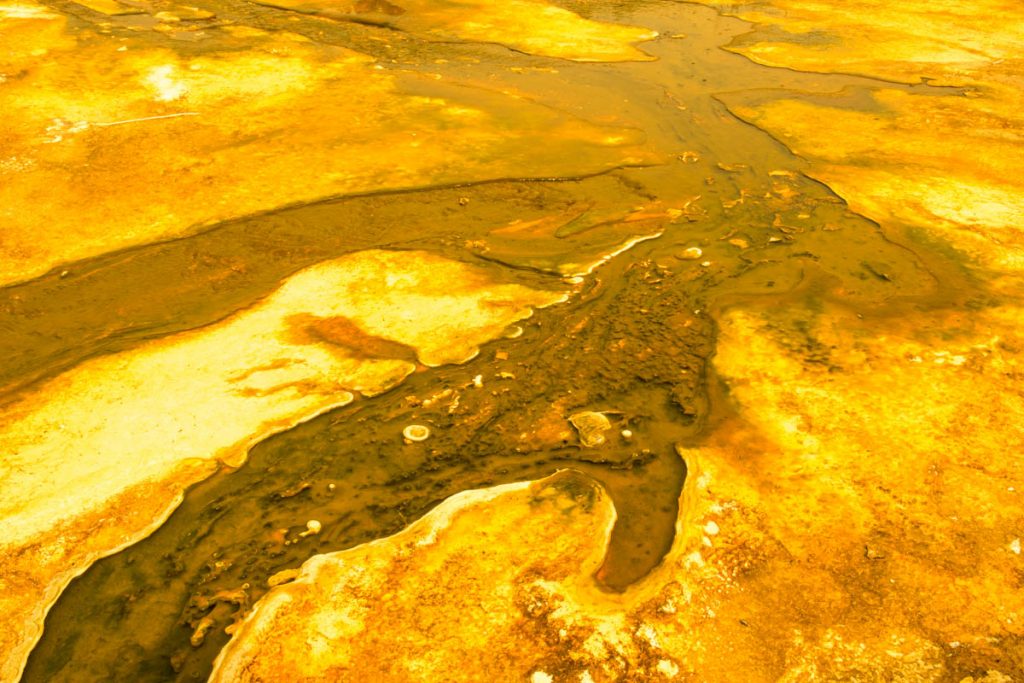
left=403, top=424, right=431, bottom=442
left=678, top=247, right=703, bottom=260
left=190, top=617, right=215, bottom=647
left=569, top=411, right=611, bottom=448
left=267, top=568, right=301, bottom=588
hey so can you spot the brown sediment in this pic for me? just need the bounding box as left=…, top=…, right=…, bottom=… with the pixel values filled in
left=189, top=295, right=1024, bottom=683
left=0, top=249, right=565, bottom=682
left=206, top=470, right=620, bottom=683
left=21, top=162, right=961, bottom=679
left=0, top=175, right=662, bottom=403
left=286, top=313, right=421, bottom=363
left=201, top=285, right=1024, bottom=681
left=23, top=239, right=702, bottom=682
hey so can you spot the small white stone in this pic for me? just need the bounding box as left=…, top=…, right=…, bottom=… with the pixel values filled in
left=621, top=429, right=633, bottom=440
left=636, top=623, right=660, bottom=647
left=679, top=246, right=703, bottom=260
left=472, top=374, right=483, bottom=388
left=1011, top=538, right=1021, bottom=555
left=531, top=672, right=553, bottom=683
left=656, top=659, right=679, bottom=678
left=403, top=424, right=431, bottom=442
left=298, top=520, right=322, bottom=538
left=703, top=520, right=720, bottom=535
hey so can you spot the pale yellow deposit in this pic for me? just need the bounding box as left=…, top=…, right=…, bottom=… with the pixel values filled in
left=699, top=0, right=1023, bottom=86
left=0, top=0, right=656, bottom=285
left=208, top=301, right=1024, bottom=682
left=727, top=89, right=1024, bottom=275
left=255, top=0, right=658, bottom=62
left=697, top=0, right=1024, bottom=276
left=0, top=250, right=564, bottom=682
left=210, top=471, right=618, bottom=682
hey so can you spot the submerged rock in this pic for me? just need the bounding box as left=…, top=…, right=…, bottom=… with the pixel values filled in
left=569, top=411, right=613, bottom=448
left=402, top=424, right=431, bottom=442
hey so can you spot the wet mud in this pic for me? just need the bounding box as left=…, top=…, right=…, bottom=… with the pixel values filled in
left=8, top=0, right=994, bottom=680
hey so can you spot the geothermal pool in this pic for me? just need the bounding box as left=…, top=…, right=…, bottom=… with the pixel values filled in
left=2, top=0, right=1022, bottom=680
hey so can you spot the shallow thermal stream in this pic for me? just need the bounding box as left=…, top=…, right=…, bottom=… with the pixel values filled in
left=3, top=0, right=1020, bottom=681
